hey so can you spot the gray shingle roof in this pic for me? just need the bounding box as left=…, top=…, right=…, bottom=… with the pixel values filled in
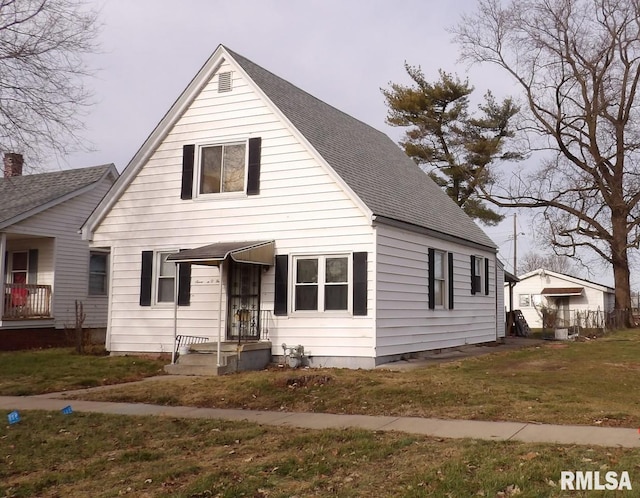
left=0, top=164, right=114, bottom=227
left=228, top=48, right=497, bottom=250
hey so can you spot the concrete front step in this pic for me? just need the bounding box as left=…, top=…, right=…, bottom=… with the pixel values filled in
left=190, top=341, right=271, bottom=353
left=176, top=352, right=236, bottom=367
left=164, top=363, right=226, bottom=376
left=164, top=341, right=271, bottom=376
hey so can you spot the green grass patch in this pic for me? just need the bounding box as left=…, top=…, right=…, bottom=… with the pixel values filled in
left=0, top=348, right=166, bottom=395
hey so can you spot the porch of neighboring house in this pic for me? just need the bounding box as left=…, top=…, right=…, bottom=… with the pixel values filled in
left=1, top=234, right=54, bottom=326
left=164, top=241, right=275, bottom=376
left=3, top=282, right=52, bottom=320
left=1, top=234, right=59, bottom=349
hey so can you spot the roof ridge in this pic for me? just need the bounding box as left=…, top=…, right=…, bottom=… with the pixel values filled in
left=0, top=163, right=115, bottom=227
left=224, top=47, right=388, bottom=139
left=1, top=163, right=114, bottom=179
left=226, top=47, right=497, bottom=249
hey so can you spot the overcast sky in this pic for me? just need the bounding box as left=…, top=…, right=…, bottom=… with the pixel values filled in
left=66, top=0, right=508, bottom=172
left=52, top=0, right=619, bottom=285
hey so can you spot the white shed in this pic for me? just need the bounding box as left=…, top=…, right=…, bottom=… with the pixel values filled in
left=505, top=269, right=615, bottom=329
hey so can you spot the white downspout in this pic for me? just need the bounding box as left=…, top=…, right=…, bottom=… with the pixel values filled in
left=217, top=261, right=224, bottom=367
left=171, top=262, right=178, bottom=364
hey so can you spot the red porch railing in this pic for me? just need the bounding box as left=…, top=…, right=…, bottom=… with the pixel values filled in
left=2, top=284, right=52, bottom=320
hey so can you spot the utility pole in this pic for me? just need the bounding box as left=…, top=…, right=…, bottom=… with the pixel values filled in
left=513, top=213, right=518, bottom=275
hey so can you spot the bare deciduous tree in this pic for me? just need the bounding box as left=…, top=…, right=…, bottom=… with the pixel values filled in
left=455, top=0, right=640, bottom=325
left=0, top=0, right=100, bottom=169
left=518, top=251, right=576, bottom=276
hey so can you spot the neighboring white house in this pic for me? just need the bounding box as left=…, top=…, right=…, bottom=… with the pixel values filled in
left=505, top=268, right=615, bottom=329
left=0, top=155, right=118, bottom=349
left=81, top=45, right=504, bottom=368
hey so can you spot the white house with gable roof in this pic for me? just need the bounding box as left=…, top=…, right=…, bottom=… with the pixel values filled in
left=81, top=45, right=503, bottom=370
left=506, top=269, right=615, bottom=329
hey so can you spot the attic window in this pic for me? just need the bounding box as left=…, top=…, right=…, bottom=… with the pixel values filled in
left=218, top=71, right=232, bottom=92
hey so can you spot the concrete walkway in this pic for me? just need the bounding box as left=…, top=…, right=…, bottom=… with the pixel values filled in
left=1, top=394, right=638, bottom=448
left=2, top=338, right=637, bottom=449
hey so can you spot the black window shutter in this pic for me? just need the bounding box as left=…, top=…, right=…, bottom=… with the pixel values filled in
left=274, top=254, right=288, bottom=316
left=181, top=144, right=195, bottom=200
left=484, top=257, right=490, bottom=295
left=470, top=255, right=477, bottom=295
left=27, top=249, right=38, bottom=284
left=140, top=251, right=153, bottom=306
left=247, top=137, right=262, bottom=195
left=177, top=262, right=192, bottom=306
left=427, top=248, right=435, bottom=310
left=353, top=252, right=368, bottom=316
left=448, top=252, right=454, bottom=309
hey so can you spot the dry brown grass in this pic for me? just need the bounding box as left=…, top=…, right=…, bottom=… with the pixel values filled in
left=2, top=411, right=639, bottom=497
left=72, top=329, right=640, bottom=428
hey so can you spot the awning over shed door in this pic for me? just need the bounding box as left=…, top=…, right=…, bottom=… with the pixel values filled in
left=541, top=287, right=584, bottom=297
left=166, top=240, right=275, bottom=266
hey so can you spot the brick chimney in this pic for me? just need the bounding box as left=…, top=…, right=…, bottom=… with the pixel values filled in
left=3, top=153, right=24, bottom=178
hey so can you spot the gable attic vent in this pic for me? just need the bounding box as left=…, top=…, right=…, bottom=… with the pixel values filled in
left=218, top=71, right=232, bottom=92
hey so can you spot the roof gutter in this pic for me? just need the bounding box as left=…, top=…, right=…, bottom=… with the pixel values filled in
left=372, top=215, right=498, bottom=253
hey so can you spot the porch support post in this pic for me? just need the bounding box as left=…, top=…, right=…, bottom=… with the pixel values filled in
left=0, top=232, right=5, bottom=320
left=217, top=261, right=224, bottom=367
left=172, top=262, right=179, bottom=364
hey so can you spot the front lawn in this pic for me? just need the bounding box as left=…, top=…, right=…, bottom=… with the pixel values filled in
left=0, top=348, right=166, bottom=395
left=1, top=410, right=638, bottom=497
left=71, top=330, right=640, bottom=427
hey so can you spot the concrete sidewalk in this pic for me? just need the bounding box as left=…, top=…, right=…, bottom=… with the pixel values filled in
left=1, top=395, right=638, bottom=448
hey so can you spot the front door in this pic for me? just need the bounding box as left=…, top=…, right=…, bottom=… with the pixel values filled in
left=226, top=261, right=261, bottom=341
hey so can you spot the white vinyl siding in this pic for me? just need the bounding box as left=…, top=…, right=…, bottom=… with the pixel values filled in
left=376, top=223, right=497, bottom=358
left=91, top=61, right=375, bottom=360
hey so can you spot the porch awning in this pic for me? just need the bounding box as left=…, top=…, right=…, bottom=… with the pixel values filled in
left=166, top=240, right=275, bottom=266
left=541, top=287, right=583, bottom=297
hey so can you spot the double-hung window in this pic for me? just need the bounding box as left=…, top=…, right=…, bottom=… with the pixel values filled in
left=471, top=255, right=489, bottom=295
left=10, top=252, right=28, bottom=285
left=139, top=250, right=191, bottom=307
left=429, top=248, right=453, bottom=309
left=199, top=142, right=246, bottom=195
left=89, top=252, right=108, bottom=296
left=294, top=255, right=349, bottom=312
left=433, top=250, right=446, bottom=307
left=156, top=251, right=176, bottom=303
left=181, top=138, right=261, bottom=200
